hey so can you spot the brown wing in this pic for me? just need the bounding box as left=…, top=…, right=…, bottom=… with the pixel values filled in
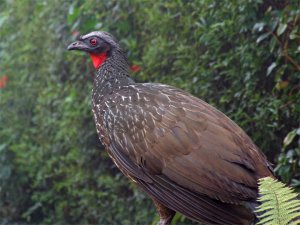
left=95, top=83, right=273, bottom=224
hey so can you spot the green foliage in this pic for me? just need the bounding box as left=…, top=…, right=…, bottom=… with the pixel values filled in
left=256, top=177, right=300, bottom=225
left=0, top=0, right=299, bottom=224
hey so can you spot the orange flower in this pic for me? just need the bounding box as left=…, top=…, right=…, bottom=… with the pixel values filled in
left=72, top=30, right=79, bottom=38
left=0, top=75, right=8, bottom=89
left=130, top=64, right=141, bottom=72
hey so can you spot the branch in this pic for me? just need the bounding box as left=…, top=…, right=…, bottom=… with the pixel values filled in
left=268, top=13, right=300, bottom=71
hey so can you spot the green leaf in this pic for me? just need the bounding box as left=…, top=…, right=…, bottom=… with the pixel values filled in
left=0, top=143, right=7, bottom=152
left=283, top=129, right=298, bottom=149
left=277, top=23, right=287, bottom=36
left=256, top=32, right=270, bottom=43
left=253, top=22, right=265, bottom=32
left=289, top=29, right=299, bottom=40
left=67, top=4, right=80, bottom=25
left=256, top=177, right=300, bottom=225
left=0, top=15, right=7, bottom=28
left=267, top=62, right=276, bottom=76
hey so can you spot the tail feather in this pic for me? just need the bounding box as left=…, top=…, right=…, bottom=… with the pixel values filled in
left=139, top=174, right=255, bottom=225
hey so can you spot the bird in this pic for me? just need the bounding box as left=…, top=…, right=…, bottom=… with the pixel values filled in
left=67, top=31, right=274, bottom=225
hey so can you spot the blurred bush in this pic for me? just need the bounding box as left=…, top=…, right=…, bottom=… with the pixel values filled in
left=0, top=0, right=299, bottom=224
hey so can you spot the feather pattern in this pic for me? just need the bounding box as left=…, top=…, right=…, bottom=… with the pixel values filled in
left=93, top=81, right=273, bottom=224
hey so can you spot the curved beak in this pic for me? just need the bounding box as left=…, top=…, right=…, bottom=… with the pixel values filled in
left=67, top=40, right=88, bottom=51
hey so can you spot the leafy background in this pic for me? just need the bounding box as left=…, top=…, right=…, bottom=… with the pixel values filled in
left=0, top=0, right=299, bottom=224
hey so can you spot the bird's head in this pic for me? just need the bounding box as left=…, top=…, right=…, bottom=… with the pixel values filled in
left=67, top=31, right=120, bottom=69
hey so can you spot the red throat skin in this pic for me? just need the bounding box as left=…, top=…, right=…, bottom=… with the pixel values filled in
left=89, top=52, right=107, bottom=69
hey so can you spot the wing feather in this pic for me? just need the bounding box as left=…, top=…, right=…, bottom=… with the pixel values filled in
left=95, top=83, right=273, bottom=224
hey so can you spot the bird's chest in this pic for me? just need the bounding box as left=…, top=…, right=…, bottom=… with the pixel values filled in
left=92, top=100, right=110, bottom=148
left=91, top=95, right=125, bottom=149
left=92, top=99, right=140, bottom=179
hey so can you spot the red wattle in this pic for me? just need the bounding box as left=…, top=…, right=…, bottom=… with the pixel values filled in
left=89, top=53, right=107, bottom=69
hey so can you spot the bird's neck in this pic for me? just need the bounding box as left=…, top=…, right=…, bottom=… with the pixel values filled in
left=92, top=48, right=135, bottom=102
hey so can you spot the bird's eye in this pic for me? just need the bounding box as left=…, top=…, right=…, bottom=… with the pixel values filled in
left=90, top=38, right=97, bottom=46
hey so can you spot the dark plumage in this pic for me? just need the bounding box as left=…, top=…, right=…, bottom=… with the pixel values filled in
left=68, top=31, right=274, bottom=225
